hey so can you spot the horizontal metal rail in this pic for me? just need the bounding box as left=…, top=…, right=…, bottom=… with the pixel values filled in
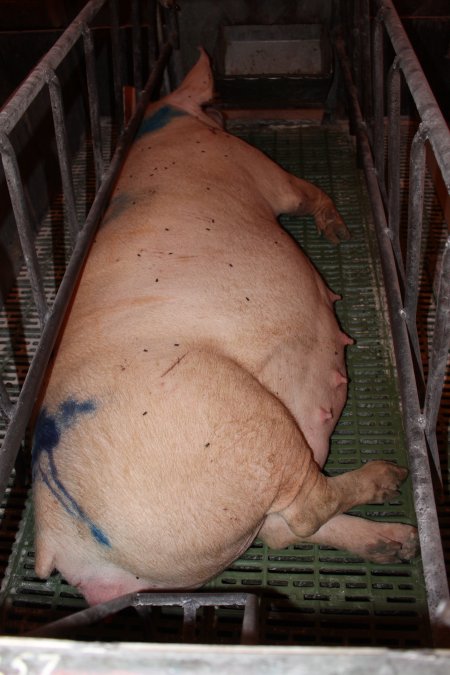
left=0, top=1, right=173, bottom=502
left=28, top=591, right=260, bottom=644
left=336, top=0, right=450, bottom=644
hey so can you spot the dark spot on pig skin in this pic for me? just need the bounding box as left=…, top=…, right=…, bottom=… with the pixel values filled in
left=205, top=442, right=210, bottom=448
left=155, top=278, right=159, bottom=282
left=174, top=343, right=180, bottom=347
left=143, top=411, right=148, bottom=416
left=246, top=297, right=250, bottom=301
left=32, top=398, right=111, bottom=548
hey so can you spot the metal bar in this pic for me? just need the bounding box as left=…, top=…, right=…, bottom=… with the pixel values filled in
left=360, top=0, right=373, bottom=124
left=163, top=4, right=183, bottom=87
left=110, top=0, right=124, bottom=130
left=132, top=0, right=143, bottom=94
left=45, top=68, right=80, bottom=244
left=27, top=591, right=259, bottom=641
left=182, top=599, right=197, bottom=642
left=0, top=133, right=48, bottom=325
left=335, top=33, right=449, bottom=642
left=0, top=379, right=13, bottom=420
left=0, top=0, right=108, bottom=137
left=372, top=11, right=386, bottom=193
left=353, top=0, right=362, bottom=100
left=82, top=24, right=104, bottom=187
left=147, top=0, right=158, bottom=71
left=0, top=41, right=172, bottom=511
left=386, top=58, right=404, bottom=276
left=380, top=0, right=450, bottom=192
left=156, top=3, right=171, bottom=95
left=403, top=125, right=427, bottom=388
left=4, top=640, right=450, bottom=673
left=241, top=593, right=259, bottom=645
left=424, top=237, right=450, bottom=449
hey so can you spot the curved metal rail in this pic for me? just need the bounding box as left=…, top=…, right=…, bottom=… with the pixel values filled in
left=336, top=0, right=450, bottom=641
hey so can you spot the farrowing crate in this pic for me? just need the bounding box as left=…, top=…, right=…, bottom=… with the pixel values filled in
left=0, top=0, right=448, bottom=670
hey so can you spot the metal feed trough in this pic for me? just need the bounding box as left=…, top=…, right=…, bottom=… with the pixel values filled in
left=0, top=0, right=449, bottom=670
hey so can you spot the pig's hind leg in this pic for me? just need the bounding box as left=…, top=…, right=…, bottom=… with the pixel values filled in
left=260, top=512, right=418, bottom=564
left=262, top=460, right=419, bottom=563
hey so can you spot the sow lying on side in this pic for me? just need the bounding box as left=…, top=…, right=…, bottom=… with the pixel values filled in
left=33, top=50, right=418, bottom=606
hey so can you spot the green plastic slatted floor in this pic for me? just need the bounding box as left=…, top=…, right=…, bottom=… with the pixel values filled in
left=0, top=120, right=430, bottom=646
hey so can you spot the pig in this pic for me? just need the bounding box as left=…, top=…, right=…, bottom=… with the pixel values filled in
left=32, top=49, right=419, bottom=606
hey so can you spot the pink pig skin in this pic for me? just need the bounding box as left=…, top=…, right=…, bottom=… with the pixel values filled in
left=33, top=49, right=418, bottom=606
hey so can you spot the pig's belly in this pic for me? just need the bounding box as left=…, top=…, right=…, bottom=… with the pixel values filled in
left=58, top=209, right=326, bottom=373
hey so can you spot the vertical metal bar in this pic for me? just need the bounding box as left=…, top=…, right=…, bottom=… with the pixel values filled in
left=0, top=379, right=13, bottom=420
left=110, top=0, right=124, bottom=130
left=131, top=0, right=143, bottom=94
left=45, top=68, right=79, bottom=245
left=147, top=0, right=157, bottom=71
left=360, top=0, right=373, bottom=124
left=163, top=4, right=183, bottom=87
left=373, top=11, right=386, bottom=191
left=156, top=4, right=171, bottom=95
left=82, top=24, right=104, bottom=187
left=353, top=0, right=363, bottom=99
left=241, top=594, right=259, bottom=645
left=403, top=125, right=427, bottom=385
left=387, top=57, right=404, bottom=275
left=0, top=133, right=48, bottom=324
left=424, top=237, right=450, bottom=456
left=182, top=600, right=197, bottom=642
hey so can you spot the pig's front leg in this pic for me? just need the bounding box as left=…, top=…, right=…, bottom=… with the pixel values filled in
left=288, top=175, right=351, bottom=244
left=253, top=156, right=350, bottom=244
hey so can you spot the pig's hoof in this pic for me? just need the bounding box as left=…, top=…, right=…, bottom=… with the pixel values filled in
left=364, top=460, right=409, bottom=503
left=315, top=207, right=351, bottom=245
left=365, top=524, right=419, bottom=564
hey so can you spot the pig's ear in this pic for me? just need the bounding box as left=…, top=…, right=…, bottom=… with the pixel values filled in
left=169, top=47, right=214, bottom=109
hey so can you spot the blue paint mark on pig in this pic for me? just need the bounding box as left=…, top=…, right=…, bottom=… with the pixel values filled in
left=32, top=397, right=111, bottom=548
left=136, top=104, right=187, bottom=138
